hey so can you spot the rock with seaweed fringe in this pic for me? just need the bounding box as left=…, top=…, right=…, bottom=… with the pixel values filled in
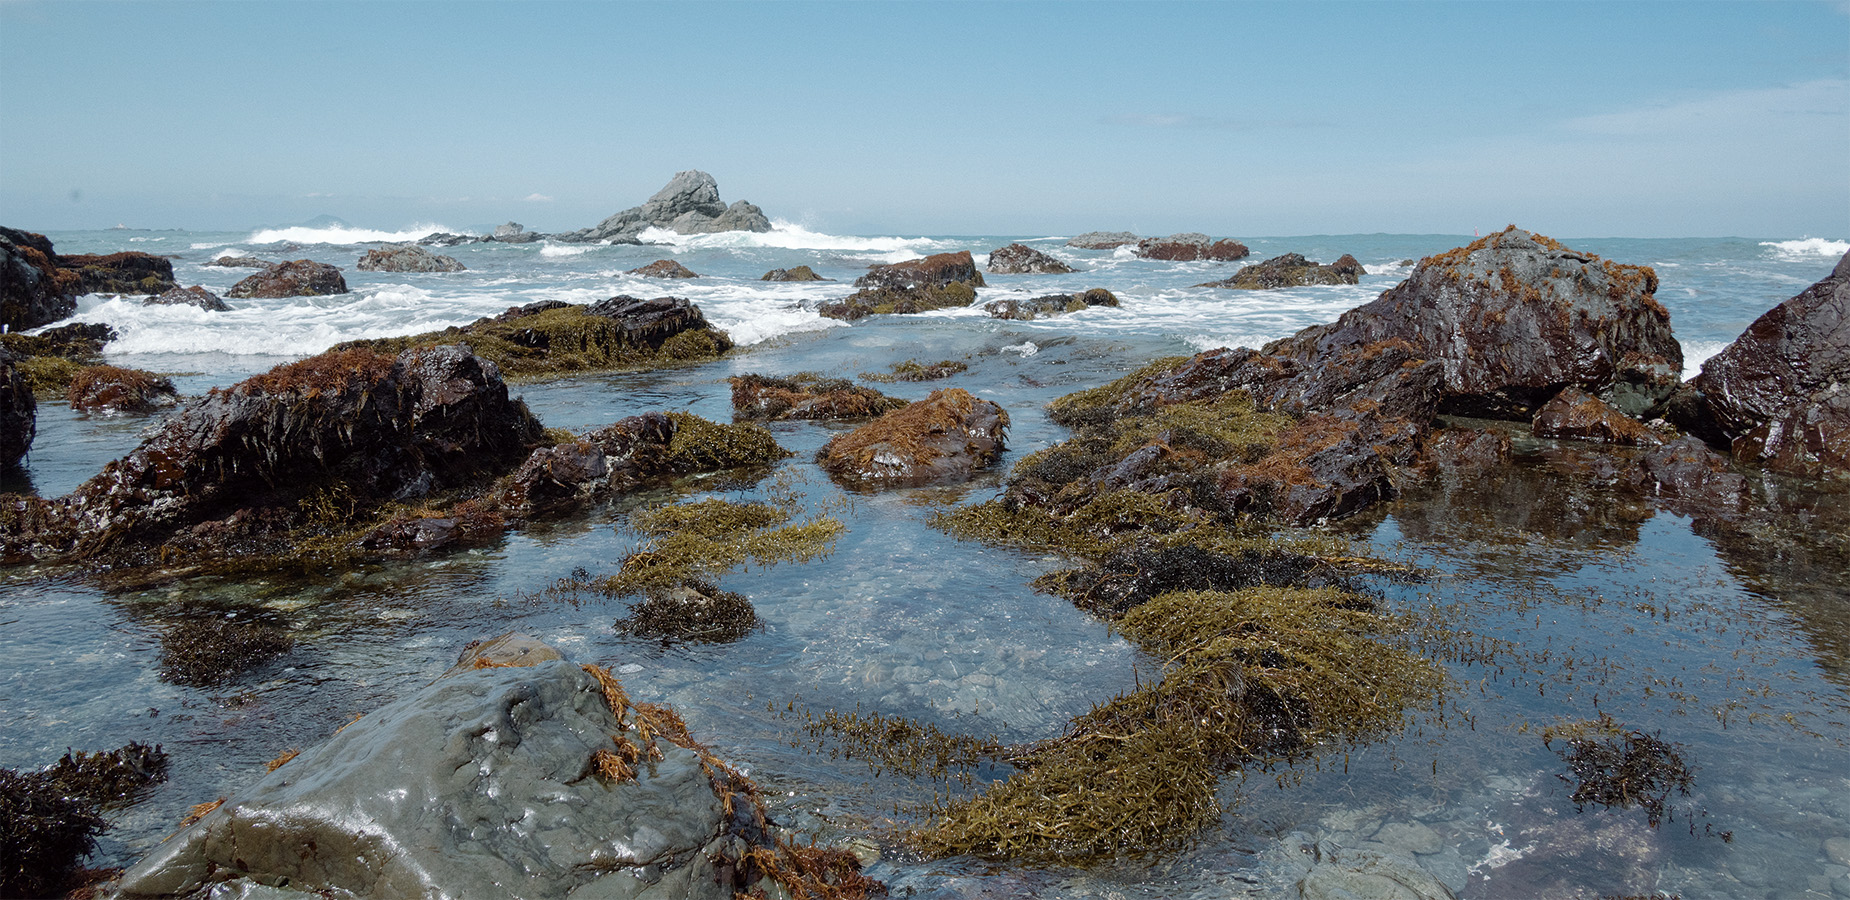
left=1, top=226, right=80, bottom=329
left=1197, top=252, right=1364, bottom=289
left=225, top=259, right=349, bottom=298
left=730, top=372, right=906, bottom=421
left=986, top=242, right=1076, bottom=274
left=337, top=295, right=732, bottom=380
left=760, top=265, right=829, bottom=282
left=355, top=243, right=467, bottom=273
left=629, top=258, right=699, bottom=279
left=0, top=344, right=543, bottom=568
left=114, top=639, right=878, bottom=900
left=983, top=288, right=1118, bottom=321
left=817, top=387, right=1008, bottom=488
left=0, top=345, right=32, bottom=468
left=57, top=250, right=177, bottom=296
left=145, top=284, right=230, bottom=311
left=818, top=251, right=986, bottom=321
left=1135, top=233, right=1250, bottom=261
left=1533, top=386, right=1662, bottom=446
left=65, top=364, right=179, bottom=414
left=1682, top=249, right=1849, bottom=481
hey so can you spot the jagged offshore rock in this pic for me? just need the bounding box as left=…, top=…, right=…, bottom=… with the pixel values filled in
left=356, top=243, right=467, bottom=273
left=1198, top=252, right=1364, bottom=289
left=986, top=242, right=1076, bottom=274
left=556, top=170, right=773, bottom=243
left=629, top=258, right=699, bottom=279
left=225, top=259, right=350, bottom=298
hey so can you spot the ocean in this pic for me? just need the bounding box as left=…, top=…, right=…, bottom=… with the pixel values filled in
left=4, top=223, right=1848, bottom=898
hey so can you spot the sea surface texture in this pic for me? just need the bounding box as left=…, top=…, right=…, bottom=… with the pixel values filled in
left=4, top=224, right=1848, bottom=898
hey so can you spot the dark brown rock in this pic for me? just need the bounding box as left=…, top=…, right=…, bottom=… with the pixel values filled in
left=986, top=243, right=1076, bottom=274
left=1134, top=233, right=1250, bottom=261
left=205, top=255, right=268, bottom=268
left=983, top=288, right=1119, bottom=320
left=1533, top=387, right=1659, bottom=446
left=1626, top=435, right=1750, bottom=512
left=817, top=388, right=1008, bottom=487
left=1198, top=253, right=1363, bottom=289
left=226, top=259, right=349, bottom=298
left=54, top=252, right=175, bottom=295
left=355, top=244, right=466, bottom=273
left=629, top=259, right=699, bottom=279
left=583, top=295, right=714, bottom=348
left=65, top=365, right=179, bottom=414
left=729, top=373, right=905, bottom=421
left=819, top=251, right=986, bottom=321
left=1, top=227, right=80, bottom=330
left=145, top=285, right=230, bottom=312
left=760, top=266, right=829, bottom=282
left=1687, top=250, right=1849, bottom=480
left=0, top=345, right=33, bottom=468
left=853, top=250, right=985, bottom=292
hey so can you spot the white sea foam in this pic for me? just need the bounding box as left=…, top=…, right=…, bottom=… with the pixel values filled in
left=539, top=243, right=594, bottom=258
left=1760, top=237, right=1849, bottom=260
left=1681, top=339, right=1732, bottom=381
left=245, top=223, right=456, bottom=245
left=635, top=221, right=950, bottom=264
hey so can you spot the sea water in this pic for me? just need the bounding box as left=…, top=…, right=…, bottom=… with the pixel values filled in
left=3, top=224, right=1847, bottom=898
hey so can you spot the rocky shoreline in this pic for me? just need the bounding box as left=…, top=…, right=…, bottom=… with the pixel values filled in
left=1, top=224, right=1845, bottom=898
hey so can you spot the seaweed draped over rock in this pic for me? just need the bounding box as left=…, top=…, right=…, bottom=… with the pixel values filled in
left=0, top=344, right=543, bottom=567
left=337, top=295, right=732, bottom=379
left=730, top=372, right=907, bottom=422
left=817, top=387, right=1009, bottom=488
left=818, top=251, right=986, bottom=321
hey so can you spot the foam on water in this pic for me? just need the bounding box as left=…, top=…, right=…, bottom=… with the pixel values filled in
left=1681, top=339, right=1732, bottom=380
left=635, top=221, right=951, bottom=264
left=1760, top=237, right=1849, bottom=260
left=245, top=223, right=456, bottom=245
left=538, top=243, right=596, bottom=258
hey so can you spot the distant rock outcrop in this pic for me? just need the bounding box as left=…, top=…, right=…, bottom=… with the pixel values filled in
left=1135, top=233, right=1250, bottom=262
left=205, top=255, right=268, bottom=268
left=987, top=243, right=1076, bottom=274
left=629, top=259, right=699, bottom=279
left=984, top=288, right=1118, bottom=320
left=145, top=285, right=231, bottom=311
left=817, top=251, right=986, bottom=321
left=226, top=259, right=350, bottom=298
left=356, top=244, right=467, bottom=273
left=1066, top=231, right=1140, bottom=250
left=761, top=265, right=829, bottom=282
left=1683, top=250, right=1849, bottom=480
left=489, top=221, right=542, bottom=243
left=1198, top=253, right=1363, bottom=289
left=556, top=171, right=773, bottom=243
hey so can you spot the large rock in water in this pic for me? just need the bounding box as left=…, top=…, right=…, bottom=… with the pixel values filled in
left=817, top=387, right=1008, bottom=487
left=54, top=251, right=176, bottom=295
left=1066, top=231, right=1140, bottom=250
left=557, top=170, right=773, bottom=243
left=1135, top=233, right=1250, bottom=261
left=817, top=251, right=987, bottom=321
left=1687, top=250, right=1849, bottom=480
left=7, top=345, right=542, bottom=563
left=226, top=259, right=350, bottom=298
left=986, top=242, right=1076, bottom=274
left=1199, top=253, right=1364, bottom=289
left=356, top=243, right=467, bottom=273
left=112, top=648, right=771, bottom=900
left=1, top=226, right=79, bottom=329
left=145, top=285, right=230, bottom=312
left=0, top=345, right=34, bottom=468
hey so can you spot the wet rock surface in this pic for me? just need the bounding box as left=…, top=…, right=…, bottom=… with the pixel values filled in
left=818, top=387, right=1008, bottom=487
left=558, top=170, right=772, bottom=243
left=986, top=242, right=1076, bottom=274
left=112, top=654, right=753, bottom=900
left=983, top=288, right=1118, bottom=320
left=628, top=258, right=699, bottom=279
left=1, top=226, right=80, bottom=329
left=225, top=259, right=350, bottom=298
left=55, top=251, right=177, bottom=296
left=355, top=243, right=467, bottom=273
left=0, top=345, right=33, bottom=468
left=1135, top=232, right=1250, bottom=261
left=1065, top=230, right=1140, bottom=250
left=1199, top=252, right=1364, bottom=289
left=1687, top=250, right=1849, bottom=480
left=730, top=372, right=906, bottom=421
left=65, top=364, right=180, bottom=414
left=818, top=250, right=986, bottom=321
left=1532, top=386, right=1660, bottom=446
left=760, top=265, right=828, bottom=281
left=144, top=284, right=230, bottom=311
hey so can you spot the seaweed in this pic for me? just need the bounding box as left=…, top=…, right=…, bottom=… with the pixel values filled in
left=1544, top=714, right=1697, bottom=829
left=155, top=603, right=293, bottom=688
left=336, top=303, right=732, bottom=380
left=731, top=372, right=906, bottom=421
left=1, top=743, right=169, bottom=899
left=661, top=411, right=791, bottom=474
left=860, top=359, right=969, bottom=383
left=793, top=705, right=1005, bottom=783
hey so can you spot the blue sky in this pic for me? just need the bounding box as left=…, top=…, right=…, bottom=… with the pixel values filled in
left=2, top=1, right=1845, bottom=238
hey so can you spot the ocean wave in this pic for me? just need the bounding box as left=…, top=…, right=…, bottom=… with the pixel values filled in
left=634, top=221, right=950, bottom=263
left=539, top=243, right=595, bottom=258
left=246, top=223, right=456, bottom=245
left=1760, top=237, right=1849, bottom=259
left=1680, top=339, right=1732, bottom=381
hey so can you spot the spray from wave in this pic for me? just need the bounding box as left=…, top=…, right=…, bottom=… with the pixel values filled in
left=246, top=223, right=455, bottom=245
left=634, top=221, right=951, bottom=263
left=1760, top=237, right=1849, bottom=260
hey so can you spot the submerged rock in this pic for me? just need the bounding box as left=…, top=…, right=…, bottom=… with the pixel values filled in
left=1199, top=253, right=1364, bottom=289
left=986, top=242, right=1076, bottom=274
left=818, top=250, right=986, bottom=321
left=984, top=288, right=1118, bottom=320
left=761, top=265, right=829, bottom=282
left=1066, top=230, right=1140, bottom=250
left=1292, top=840, right=1457, bottom=900
left=225, top=259, right=349, bottom=298
left=817, top=387, right=1008, bottom=487
left=557, top=170, right=773, bottom=243
left=356, top=243, right=467, bottom=273
left=145, top=284, right=230, bottom=311
left=112, top=649, right=792, bottom=900
left=0, top=345, right=33, bottom=468
left=730, top=372, right=906, bottom=421
left=1686, top=250, right=1849, bottom=481
left=1135, top=233, right=1250, bottom=261
left=629, top=258, right=699, bottom=279
left=1533, top=386, right=1660, bottom=446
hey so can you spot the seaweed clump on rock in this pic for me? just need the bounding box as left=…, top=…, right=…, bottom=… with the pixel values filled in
left=2, top=742, right=168, bottom=898
left=818, top=251, right=986, bottom=321
left=983, top=288, right=1118, bottom=321
left=817, top=387, right=1009, bottom=488
left=338, top=295, right=732, bottom=380
left=730, top=372, right=906, bottom=422
left=861, top=358, right=968, bottom=383
left=65, top=364, right=180, bottom=414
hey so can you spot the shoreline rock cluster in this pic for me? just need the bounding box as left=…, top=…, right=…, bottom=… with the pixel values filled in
left=2, top=226, right=177, bottom=330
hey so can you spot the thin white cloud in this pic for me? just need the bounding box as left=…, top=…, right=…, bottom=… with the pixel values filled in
left=1563, top=79, right=1847, bottom=138
left=523, top=192, right=555, bottom=203
left=1101, top=113, right=1332, bottom=131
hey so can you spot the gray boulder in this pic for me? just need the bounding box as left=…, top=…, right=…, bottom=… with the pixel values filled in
left=986, top=243, right=1076, bottom=274
left=490, top=222, right=542, bottom=244
left=1293, top=841, right=1456, bottom=900
left=356, top=244, right=468, bottom=273
left=1065, top=231, right=1140, bottom=250
left=557, top=171, right=772, bottom=242
left=205, top=255, right=269, bottom=268
left=113, top=651, right=755, bottom=900
left=145, top=285, right=231, bottom=312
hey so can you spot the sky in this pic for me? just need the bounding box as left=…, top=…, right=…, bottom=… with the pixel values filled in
left=1, top=1, right=1845, bottom=238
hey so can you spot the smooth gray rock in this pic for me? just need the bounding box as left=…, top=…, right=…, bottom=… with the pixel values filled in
left=356, top=244, right=467, bottom=273
left=1065, top=231, right=1139, bottom=250
left=490, top=222, right=542, bottom=243
left=1294, top=841, right=1456, bottom=900
left=115, top=658, right=741, bottom=900
left=557, top=171, right=770, bottom=242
